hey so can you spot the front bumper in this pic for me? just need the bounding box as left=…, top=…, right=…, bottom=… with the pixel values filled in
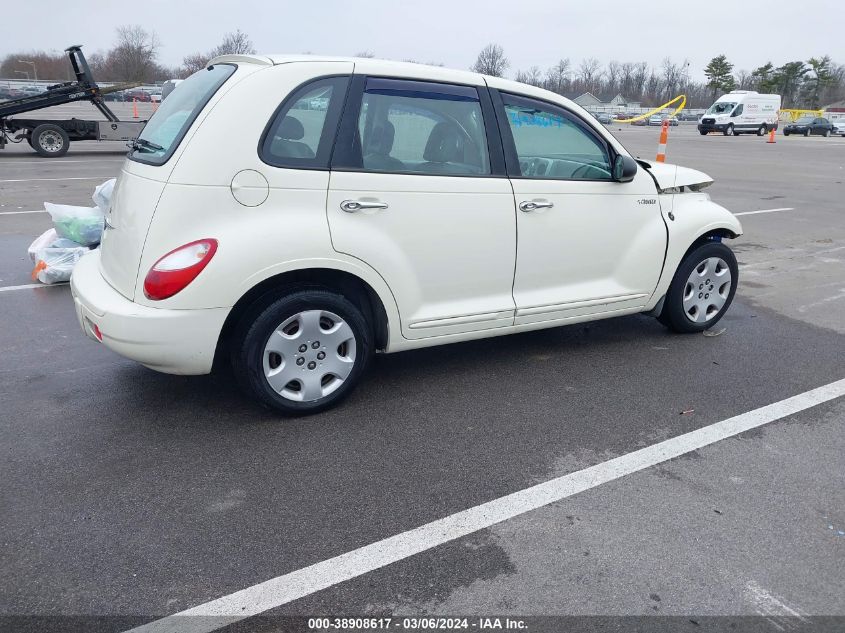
left=70, top=250, right=229, bottom=375
left=698, top=123, right=728, bottom=133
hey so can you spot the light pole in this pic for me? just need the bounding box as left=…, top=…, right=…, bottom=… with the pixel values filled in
left=18, top=60, right=37, bottom=82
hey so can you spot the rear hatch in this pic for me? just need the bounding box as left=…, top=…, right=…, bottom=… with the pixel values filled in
left=97, top=62, right=240, bottom=300
left=98, top=167, right=166, bottom=298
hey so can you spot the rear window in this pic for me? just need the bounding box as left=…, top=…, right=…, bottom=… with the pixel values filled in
left=129, top=64, right=235, bottom=165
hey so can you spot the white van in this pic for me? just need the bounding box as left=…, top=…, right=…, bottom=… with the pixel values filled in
left=698, top=91, right=781, bottom=136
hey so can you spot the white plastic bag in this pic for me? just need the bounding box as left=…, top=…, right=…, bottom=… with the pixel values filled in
left=28, top=228, right=58, bottom=263
left=92, top=178, right=116, bottom=212
left=31, top=245, right=89, bottom=284
left=44, top=202, right=104, bottom=246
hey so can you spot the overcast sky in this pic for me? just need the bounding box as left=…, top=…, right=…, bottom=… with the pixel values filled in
left=6, top=0, right=842, bottom=80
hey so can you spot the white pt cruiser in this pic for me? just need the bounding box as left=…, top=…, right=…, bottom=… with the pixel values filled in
left=71, top=55, right=742, bottom=415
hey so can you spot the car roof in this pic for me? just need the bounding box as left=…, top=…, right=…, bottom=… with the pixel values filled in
left=208, top=54, right=484, bottom=87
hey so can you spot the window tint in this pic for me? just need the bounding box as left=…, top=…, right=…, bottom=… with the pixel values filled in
left=129, top=64, right=235, bottom=166
left=261, top=76, right=349, bottom=169
left=733, top=104, right=743, bottom=115
left=502, top=94, right=612, bottom=180
left=356, top=78, right=490, bottom=176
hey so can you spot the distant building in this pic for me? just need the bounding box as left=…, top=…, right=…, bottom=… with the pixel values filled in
left=570, top=92, right=640, bottom=110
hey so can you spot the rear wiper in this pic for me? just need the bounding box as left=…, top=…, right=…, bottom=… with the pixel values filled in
left=128, top=138, right=164, bottom=153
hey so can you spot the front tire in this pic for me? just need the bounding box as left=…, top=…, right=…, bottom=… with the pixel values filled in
left=723, top=124, right=734, bottom=136
left=658, top=242, right=738, bottom=333
left=30, top=123, right=70, bottom=157
left=804, top=128, right=810, bottom=137
left=231, top=289, right=373, bottom=415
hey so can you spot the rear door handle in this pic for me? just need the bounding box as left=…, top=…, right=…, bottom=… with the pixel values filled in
left=340, top=199, right=389, bottom=213
left=519, top=200, right=554, bottom=212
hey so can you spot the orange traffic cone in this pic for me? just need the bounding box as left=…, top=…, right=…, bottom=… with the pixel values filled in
left=767, top=126, right=776, bottom=143
left=132, top=98, right=139, bottom=119
left=656, top=119, right=670, bottom=162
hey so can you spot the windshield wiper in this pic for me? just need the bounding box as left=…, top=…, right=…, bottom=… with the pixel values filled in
left=128, top=138, right=164, bottom=153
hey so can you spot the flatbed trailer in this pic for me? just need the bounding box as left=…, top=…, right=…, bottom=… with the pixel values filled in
left=0, top=46, right=146, bottom=158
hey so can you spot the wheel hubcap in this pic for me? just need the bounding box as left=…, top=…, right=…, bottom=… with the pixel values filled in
left=39, top=130, right=63, bottom=153
left=262, top=310, right=356, bottom=402
left=683, top=257, right=732, bottom=323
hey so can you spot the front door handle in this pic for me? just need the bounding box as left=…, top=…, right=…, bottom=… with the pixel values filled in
left=519, top=200, right=554, bottom=212
left=340, top=199, right=389, bottom=213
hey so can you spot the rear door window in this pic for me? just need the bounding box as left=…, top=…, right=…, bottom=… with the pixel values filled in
left=129, top=64, right=235, bottom=166
left=353, top=78, right=490, bottom=176
left=261, top=76, right=350, bottom=169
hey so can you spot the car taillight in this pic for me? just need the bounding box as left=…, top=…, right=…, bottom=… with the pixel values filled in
left=143, top=239, right=218, bottom=301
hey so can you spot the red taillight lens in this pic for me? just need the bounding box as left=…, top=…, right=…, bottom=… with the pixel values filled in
left=143, top=239, right=218, bottom=300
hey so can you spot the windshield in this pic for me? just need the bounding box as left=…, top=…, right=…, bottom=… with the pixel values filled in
left=706, top=102, right=736, bottom=115
left=794, top=116, right=814, bottom=124
left=129, top=64, right=235, bottom=165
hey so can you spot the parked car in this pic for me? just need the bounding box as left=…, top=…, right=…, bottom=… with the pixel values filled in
left=631, top=116, right=648, bottom=126
left=595, top=112, right=612, bottom=124
left=70, top=56, right=742, bottom=415
left=648, top=114, right=664, bottom=125
left=20, top=85, right=45, bottom=95
left=678, top=111, right=700, bottom=121
left=124, top=89, right=151, bottom=102
left=147, top=89, right=162, bottom=103
left=783, top=116, right=835, bottom=137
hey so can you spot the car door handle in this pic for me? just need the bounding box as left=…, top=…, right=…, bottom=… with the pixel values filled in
left=340, top=199, right=389, bottom=213
left=519, top=200, right=554, bottom=212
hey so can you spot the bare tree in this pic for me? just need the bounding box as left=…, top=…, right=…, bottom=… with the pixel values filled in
left=210, top=30, right=256, bottom=57
left=661, top=57, right=688, bottom=99
left=544, top=58, right=571, bottom=93
left=471, top=43, right=509, bottom=77
left=107, top=25, right=160, bottom=82
left=355, top=50, right=376, bottom=58
left=577, top=58, right=602, bottom=92
left=181, top=52, right=210, bottom=76
left=516, top=65, right=543, bottom=87
left=606, top=61, right=621, bottom=94
left=736, top=69, right=754, bottom=90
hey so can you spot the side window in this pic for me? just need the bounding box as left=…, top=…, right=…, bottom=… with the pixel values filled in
left=733, top=104, right=744, bottom=116
left=501, top=94, right=612, bottom=180
left=261, top=76, right=349, bottom=169
left=355, top=78, right=490, bottom=176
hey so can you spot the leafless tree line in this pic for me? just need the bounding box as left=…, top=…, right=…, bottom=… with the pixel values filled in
left=472, top=43, right=845, bottom=109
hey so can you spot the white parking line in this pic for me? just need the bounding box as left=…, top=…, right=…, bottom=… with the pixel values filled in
left=127, top=378, right=845, bottom=633
left=735, top=207, right=795, bottom=216
left=0, top=282, right=68, bottom=292
left=0, top=209, right=46, bottom=215
left=0, top=176, right=112, bottom=183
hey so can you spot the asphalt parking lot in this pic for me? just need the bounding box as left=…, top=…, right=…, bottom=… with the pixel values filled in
left=1, top=102, right=844, bottom=632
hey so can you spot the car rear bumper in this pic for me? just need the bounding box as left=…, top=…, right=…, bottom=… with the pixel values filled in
left=70, top=250, right=229, bottom=375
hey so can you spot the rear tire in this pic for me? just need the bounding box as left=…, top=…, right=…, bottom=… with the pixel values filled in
left=699, top=130, right=708, bottom=135
left=658, top=242, right=738, bottom=334
left=757, top=124, right=767, bottom=136
left=231, top=289, right=373, bottom=415
left=30, top=123, right=70, bottom=158
left=784, top=130, right=790, bottom=136
left=823, top=129, right=830, bottom=137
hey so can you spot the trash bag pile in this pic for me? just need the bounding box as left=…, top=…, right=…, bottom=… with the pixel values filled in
left=28, top=179, right=115, bottom=285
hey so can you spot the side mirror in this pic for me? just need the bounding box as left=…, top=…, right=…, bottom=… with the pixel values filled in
left=613, top=154, right=637, bottom=182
